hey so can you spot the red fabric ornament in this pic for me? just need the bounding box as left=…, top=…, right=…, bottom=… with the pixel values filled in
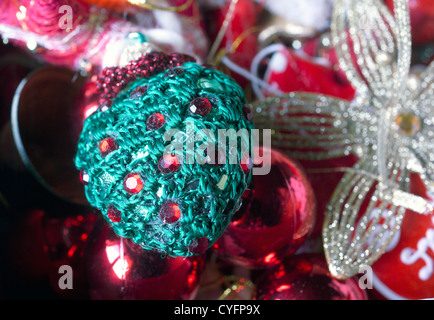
left=85, top=221, right=205, bottom=300
left=254, top=254, right=368, bottom=300
left=213, top=147, right=316, bottom=268
left=371, top=174, right=434, bottom=300
left=265, top=47, right=356, bottom=101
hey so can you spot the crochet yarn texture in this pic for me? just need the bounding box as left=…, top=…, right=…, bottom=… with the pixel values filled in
left=75, top=52, right=254, bottom=257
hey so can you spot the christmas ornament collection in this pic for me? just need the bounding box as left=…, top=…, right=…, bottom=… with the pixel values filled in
left=0, top=0, right=432, bottom=300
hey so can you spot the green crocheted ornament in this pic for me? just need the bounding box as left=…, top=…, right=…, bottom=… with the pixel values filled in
left=75, top=52, right=254, bottom=257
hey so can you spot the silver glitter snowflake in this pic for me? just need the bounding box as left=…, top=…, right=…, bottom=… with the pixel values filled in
left=253, top=0, right=433, bottom=279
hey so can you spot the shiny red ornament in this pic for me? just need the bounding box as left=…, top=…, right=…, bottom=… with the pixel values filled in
left=158, top=153, right=180, bottom=174
left=189, top=97, right=212, bottom=117
left=123, top=173, right=144, bottom=194
left=254, top=254, right=368, bottom=300
left=372, top=173, right=434, bottom=300
left=85, top=221, right=205, bottom=299
left=160, top=203, right=181, bottom=224
left=146, top=113, right=165, bottom=131
left=99, top=137, right=117, bottom=156
left=107, top=205, right=122, bottom=223
left=0, top=44, right=36, bottom=130
left=213, top=147, right=316, bottom=268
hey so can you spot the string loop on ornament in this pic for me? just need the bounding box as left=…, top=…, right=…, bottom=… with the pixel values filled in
left=221, top=55, right=284, bottom=98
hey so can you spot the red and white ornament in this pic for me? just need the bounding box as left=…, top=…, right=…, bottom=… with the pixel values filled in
left=371, top=174, right=434, bottom=300
left=264, top=46, right=355, bottom=101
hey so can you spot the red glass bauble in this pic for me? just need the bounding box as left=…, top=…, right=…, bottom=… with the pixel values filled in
left=106, top=205, right=122, bottom=223
left=213, top=147, right=316, bottom=268
left=85, top=221, right=205, bottom=300
left=254, top=254, right=368, bottom=300
left=372, top=173, right=434, bottom=300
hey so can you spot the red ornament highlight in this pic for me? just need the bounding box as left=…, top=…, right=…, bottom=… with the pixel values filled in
left=213, top=147, right=316, bottom=268
left=85, top=222, right=205, bottom=299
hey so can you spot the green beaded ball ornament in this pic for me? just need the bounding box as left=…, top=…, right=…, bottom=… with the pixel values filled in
left=75, top=52, right=254, bottom=257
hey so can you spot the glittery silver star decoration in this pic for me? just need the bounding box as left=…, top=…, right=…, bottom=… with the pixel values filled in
left=252, top=0, right=433, bottom=279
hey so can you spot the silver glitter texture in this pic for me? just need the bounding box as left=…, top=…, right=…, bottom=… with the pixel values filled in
left=253, top=0, right=433, bottom=279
